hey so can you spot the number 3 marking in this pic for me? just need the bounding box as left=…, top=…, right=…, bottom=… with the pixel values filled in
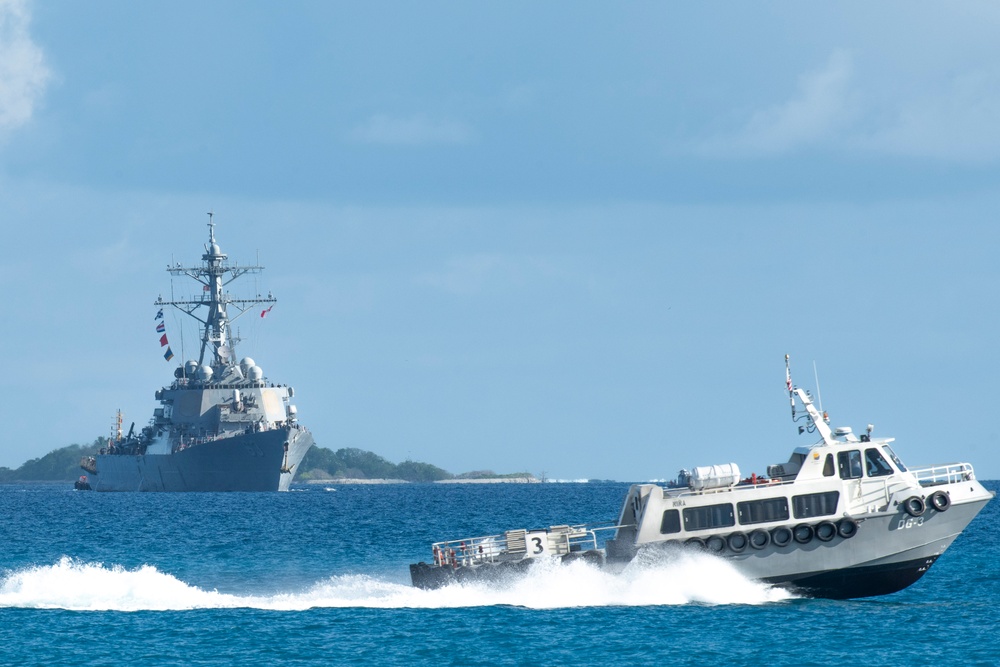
left=531, top=537, right=544, bottom=554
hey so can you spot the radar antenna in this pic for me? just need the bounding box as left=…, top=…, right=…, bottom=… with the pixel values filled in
left=154, top=214, right=276, bottom=373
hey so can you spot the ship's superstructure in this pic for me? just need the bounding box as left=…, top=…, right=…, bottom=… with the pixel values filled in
left=81, top=216, right=313, bottom=491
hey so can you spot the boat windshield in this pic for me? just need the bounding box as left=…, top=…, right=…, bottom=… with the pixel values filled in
left=864, top=448, right=893, bottom=477
left=883, top=445, right=907, bottom=472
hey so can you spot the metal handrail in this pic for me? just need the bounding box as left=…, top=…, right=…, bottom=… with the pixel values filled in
left=909, top=462, right=975, bottom=487
left=662, top=478, right=796, bottom=498
left=429, top=524, right=622, bottom=567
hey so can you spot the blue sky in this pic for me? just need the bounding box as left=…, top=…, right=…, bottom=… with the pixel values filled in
left=2, top=1, right=1000, bottom=480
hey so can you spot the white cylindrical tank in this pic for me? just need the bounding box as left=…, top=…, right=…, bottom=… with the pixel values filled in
left=688, top=463, right=741, bottom=491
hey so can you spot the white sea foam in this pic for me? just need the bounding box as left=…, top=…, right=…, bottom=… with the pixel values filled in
left=0, top=553, right=793, bottom=612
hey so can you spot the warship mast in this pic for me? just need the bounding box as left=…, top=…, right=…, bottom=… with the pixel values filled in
left=154, top=213, right=276, bottom=376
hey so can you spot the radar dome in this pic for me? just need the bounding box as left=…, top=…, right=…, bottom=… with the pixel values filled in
left=249, top=366, right=264, bottom=381
left=185, top=360, right=198, bottom=376
left=240, top=357, right=255, bottom=374
left=197, top=365, right=214, bottom=382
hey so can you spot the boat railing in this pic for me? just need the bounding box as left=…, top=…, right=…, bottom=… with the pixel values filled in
left=665, top=478, right=796, bottom=497
left=430, top=524, right=621, bottom=568
left=909, top=462, right=975, bottom=487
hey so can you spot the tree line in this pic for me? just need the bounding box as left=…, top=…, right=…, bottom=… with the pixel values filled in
left=0, top=441, right=525, bottom=483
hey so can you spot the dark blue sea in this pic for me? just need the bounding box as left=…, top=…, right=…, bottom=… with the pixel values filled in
left=1, top=481, right=997, bottom=667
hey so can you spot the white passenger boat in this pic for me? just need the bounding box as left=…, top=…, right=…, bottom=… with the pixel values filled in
left=410, top=357, right=994, bottom=599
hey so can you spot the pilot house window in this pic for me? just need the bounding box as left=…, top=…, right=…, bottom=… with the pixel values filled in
left=837, top=450, right=863, bottom=480
left=682, top=503, right=736, bottom=531
left=865, top=448, right=894, bottom=477
left=884, top=445, right=907, bottom=473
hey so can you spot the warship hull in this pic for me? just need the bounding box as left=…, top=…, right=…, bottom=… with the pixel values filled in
left=89, top=426, right=313, bottom=492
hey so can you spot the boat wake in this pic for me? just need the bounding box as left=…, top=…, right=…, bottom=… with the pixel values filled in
left=0, top=553, right=794, bottom=612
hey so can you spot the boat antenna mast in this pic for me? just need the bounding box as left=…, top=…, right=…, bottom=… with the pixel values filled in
left=786, top=355, right=835, bottom=445
left=154, top=213, right=276, bottom=372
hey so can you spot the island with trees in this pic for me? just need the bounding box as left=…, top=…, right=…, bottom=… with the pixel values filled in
left=0, top=440, right=538, bottom=484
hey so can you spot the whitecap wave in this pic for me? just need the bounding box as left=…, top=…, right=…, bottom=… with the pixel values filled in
left=0, top=552, right=793, bottom=612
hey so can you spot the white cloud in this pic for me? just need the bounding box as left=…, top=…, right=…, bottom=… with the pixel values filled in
left=0, top=0, right=50, bottom=133
left=855, top=69, right=1000, bottom=162
left=349, top=113, right=475, bottom=146
left=697, top=50, right=856, bottom=158
left=697, top=46, right=1000, bottom=164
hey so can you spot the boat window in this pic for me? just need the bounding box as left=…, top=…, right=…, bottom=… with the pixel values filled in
left=883, top=445, right=907, bottom=472
left=737, top=497, right=790, bottom=525
left=660, top=509, right=681, bottom=534
left=837, top=450, right=863, bottom=480
left=823, top=454, right=835, bottom=477
left=865, top=448, right=894, bottom=477
left=792, top=491, right=840, bottom=519
left=682, top=503, right=736, bottom=531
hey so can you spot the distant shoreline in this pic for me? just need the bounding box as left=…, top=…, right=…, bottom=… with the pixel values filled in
left=304, top=476, right=540, bottom=485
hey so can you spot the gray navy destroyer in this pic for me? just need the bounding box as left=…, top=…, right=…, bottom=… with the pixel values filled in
left=410, top=356, right=994, bottom=599
left=80, top=217, right=314, bottom=491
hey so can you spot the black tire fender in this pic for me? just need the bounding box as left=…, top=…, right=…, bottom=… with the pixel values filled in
left=793, top=523, right=814, bottom=544
left=837, top=517, right=859, bottom=539
left=705, top=535, right=726, bottom=553
left=814, top=520, right=837, bottom=542
left=727, top=532, right=748, bottom=553
left=770, top=526, right=793, bottom=548
left=904, top=496, right=926, bottom=517
left=929, top=490, right=950, bottom=512
left=684, top=537, right=706, bottom=550
left=749, top=529, right=771, bottom=550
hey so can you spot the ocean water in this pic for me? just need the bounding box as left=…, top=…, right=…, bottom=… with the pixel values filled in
left=0, top=481, right=997, bottom=667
